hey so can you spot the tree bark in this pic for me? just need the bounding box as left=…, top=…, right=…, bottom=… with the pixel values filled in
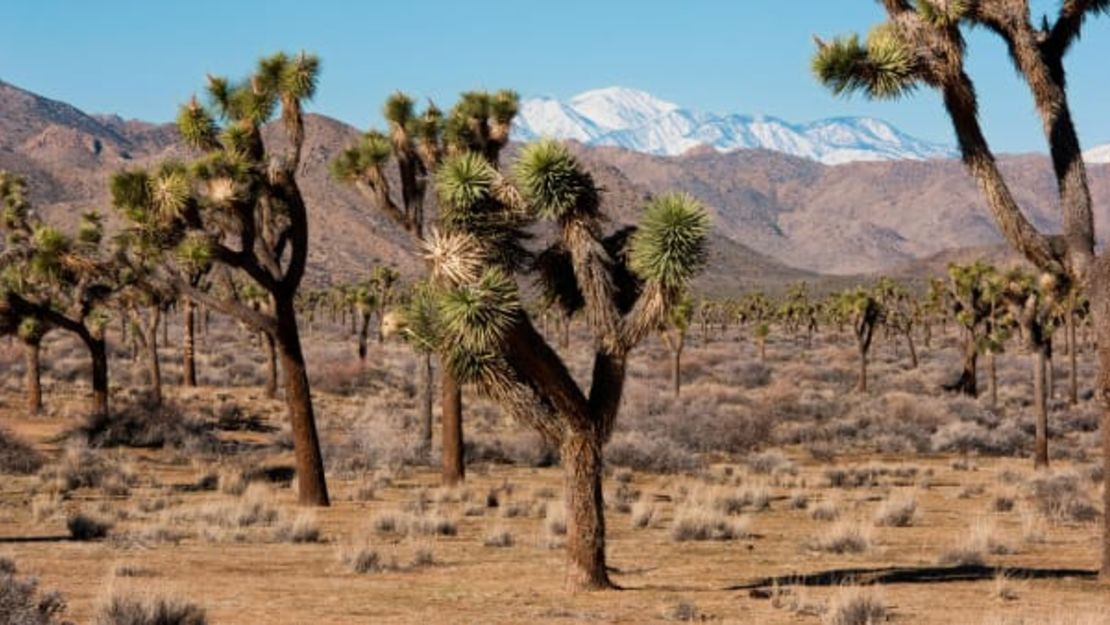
left=264, top=331, right=278, bottom=400
left=24, top=339, right=42, bottom=415
left=274, top=296, right=329, bottom=506
left=561, top=428, right=613, bottom=590
left=905, top=331, right=918, bottom=369
left=988, top=352, right=998, bottom=410
left=419, top=352, right=434, bottom=456
left=1034, top=344, right=1049, bottom=470
left=948, top=338, right=978, bottom=396
left=182, top=297, right=197, bottom=387
left=856, top=344, right=868, bottom=393
left=86, top=334, right=109, bottom=417
left=1068, top=301, right=1079, bottom=405
left=145, top=307, right=162, bottom=406
left=441, top=368, right=465, bottom=485
left=358, top=312, right=371, bottom=363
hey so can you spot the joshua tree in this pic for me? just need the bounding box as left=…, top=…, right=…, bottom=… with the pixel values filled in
left=1001, top=268, right=1060, bottom=469
left=876, top=276, right=918, bottom=368
left=1, top=172, right=116, bottom=416
left=110, top=52, right=330, bottom=506
left=425, top=141, right=708, bottom=589
left=837, top=287, right=882, bottom=392
left=386, top=281, right=439, bottom=454
left=942, top=261, right=995, bottom=396
left=659, top=293, right=693, bottom=397
left=332, top=89, right=519, bottom=485
left=813, top=0, right=1110, bottom=575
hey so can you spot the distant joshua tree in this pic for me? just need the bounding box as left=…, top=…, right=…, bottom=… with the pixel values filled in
left=110, top=52, right=330, bottom=506
left=1, top=172, right=116, bottom=416
left=425, top=141, right=708, bottom=589
left=331, top=89, right=520, bottom=485
left=813, top=0, right=1110, bottom=574
left=659, top=293, right=693, bottom=397
left=836, top=287, right=882, bottom=393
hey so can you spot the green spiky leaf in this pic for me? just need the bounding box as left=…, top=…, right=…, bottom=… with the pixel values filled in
left=629, top=193, right=710, bottom=289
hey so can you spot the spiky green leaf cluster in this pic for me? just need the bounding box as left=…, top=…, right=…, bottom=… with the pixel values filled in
left=812, top=24, right=918, bottom=100
left=916, top=0, right=969, bottom=27
left=330, top=132, right=392, bottom=182
left=513, top=140, right=597, bottom=220
left=437, top=152, right=495, bottom=213
left=629, top=193, right=710, bottom=289
left=177, top=99, right=219, bottom=150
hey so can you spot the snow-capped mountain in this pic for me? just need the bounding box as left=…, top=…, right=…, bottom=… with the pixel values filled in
left=512, top=87, right=956, bottom=165
left=1085, top=144, right=1110, bottom=164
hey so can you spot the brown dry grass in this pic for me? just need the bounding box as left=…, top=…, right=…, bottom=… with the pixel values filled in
left=1, top=317, right=1108, bottom=624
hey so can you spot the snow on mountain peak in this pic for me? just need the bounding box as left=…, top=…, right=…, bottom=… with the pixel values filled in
left=1085, top=143, right=1110, bottom=164
left=511, top=87, right=956, bottom=165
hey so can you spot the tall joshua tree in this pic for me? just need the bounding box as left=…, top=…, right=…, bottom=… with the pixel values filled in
left=943, top=261, right=995, bottom=396
left=1, top=172, right=116, bottom=416
left=110, top=52, right=330, bottom=506
left=813, top=0, right=1110, bottom=574
left=332, top=89, right=519, bottom=485
left=425, top=141, right=708, bottom=589
left=659, top=293, right=693, bottom=397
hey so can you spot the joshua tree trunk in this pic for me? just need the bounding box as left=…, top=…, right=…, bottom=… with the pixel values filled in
left=264, top=332, right=278, bottom=400
left=1068, top=302, right=1079, bottom=405
left=561, top=428, right=612, bottom=590
left=182, top=297, right=197, bottom=387
left=24, top=338, right=42, bottom=415
left=358, top=311, right=371, bottom=363
left=988, top=352, right=998, bottom=410
left=905, top=331, right=918, bottom=369
left=1034, top=344, right=1049, bottom=470
left=441, top=369, right=464, bottom=485
left=144, top=307, right=162, bottom=406
left=84, top=333, right=109, bottom=417
left=924, top=322, right=932, bottom=349
left=949, top=338, right=978, bottom=396
left=758, top=337, right=766, bottom=362
left=419, top=352, right=434, bottom=455
left=856, top=343, right=868, bottom=393
left=275, top=295, right=329, bottom=506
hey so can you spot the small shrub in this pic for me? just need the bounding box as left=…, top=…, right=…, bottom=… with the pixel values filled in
left=66, top=512, right=111, bottom=540
left=1029, top=471, right=1100, bottom=523
left=483, top=527, right=514, bottom=548
left=341, top=546, right=395, bottom=574
left=0, top=428, right=44, bottom=475
left=671, top=508, right=750, bottom=542
left=747, top=449, right=792, bottom=475
left=0, top=560, right=71, bottom=625
left=809, top=521, right=871, bottom=554
left=631, top=500, right=657, bottom=529
left=95, top=595, right=207, bottom=625
left=873, top=495, right=918, bottom=527
left=606, top=432, right=701, bottom=474
left=664, top=600, right=700, bottom=622
left=79, top=399, right=216, bottom=451
left=823, top=586, right=887, bottom=625
left=544, top=507, right=567, bottom=537
left=811, top=500, right=840, bottom=522
left=274, top=513, right=322, bottom=543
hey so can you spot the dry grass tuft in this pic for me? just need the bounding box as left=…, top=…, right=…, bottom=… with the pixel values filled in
left=809, top=521, right=872, bottom=554
left=823, top=585, right=887, bottom=625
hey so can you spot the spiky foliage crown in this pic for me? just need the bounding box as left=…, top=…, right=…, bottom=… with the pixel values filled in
left=513, top=140, right=598, bottom=220
left=629, top=194, right=710, bottom=290
left=812, top=23, right=918, bottom=100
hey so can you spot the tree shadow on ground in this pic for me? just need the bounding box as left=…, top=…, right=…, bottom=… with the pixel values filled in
left=725, top=564, right=1097, bottom=592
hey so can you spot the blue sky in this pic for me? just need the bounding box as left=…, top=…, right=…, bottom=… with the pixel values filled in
left=2, top=0, right=1108, bottom=153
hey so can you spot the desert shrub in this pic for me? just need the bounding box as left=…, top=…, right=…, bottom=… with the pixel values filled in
left=809, top=521, right=871, bottom=554
left=0, top=428, right=44, bottom=475
left=747, top=449, right=793, bottom=475
left=274, top=513, right=322, bottom=543
left=931, top=420, right=1029, bottom=456
left=630, top=500, right=657, bottom=529
left=77, top=399, right=216, bottom=451
left=95, top=595, right=206, bottom=625
left=371, top=511, right=456, bottom=537
left=664, top=600, right=701, bottom=622
left=37, top=443, right=135, bottom=494
left=873, top=494, right=918, bottom=527
left=326, top=400, right=424, bottom=474
left=543, top=506, right=567, bottom=537
left=1028, top=471, right=1100, bottom=523
left=465, top=432, right=559, bottom=467
left=483, top=527, right=514, bottom=548
left=670, top=507, right=751, bottom=542
left=939, top=519, right=1011, bottom=565
left=824, top=586, right=887, bottom=625
left=66, top=512, right=112, bottom=540
left=341, top=546, right=395, bottom=574
left=0, top=560, right=72, bottom=625
left=606, top=431, right=701, bottom=474
left=811, top=500, right=840, bottom=522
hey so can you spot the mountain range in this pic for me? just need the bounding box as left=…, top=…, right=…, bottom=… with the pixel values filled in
left=3, top=78, right=1110, bottom=290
